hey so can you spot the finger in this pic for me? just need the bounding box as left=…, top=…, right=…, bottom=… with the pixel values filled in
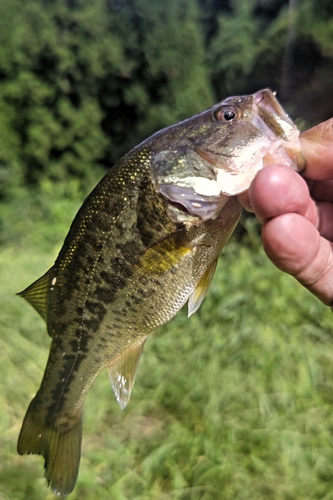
left=248, top=164, right=317, bottom=224
left=300, top=118, right=333, bottom=180
left=237, top=190, right=253, bottom=212
left=262, top=213, right=333, bottom=306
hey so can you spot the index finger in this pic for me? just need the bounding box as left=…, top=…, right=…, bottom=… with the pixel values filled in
left=300, top=118, right=333, bottom=180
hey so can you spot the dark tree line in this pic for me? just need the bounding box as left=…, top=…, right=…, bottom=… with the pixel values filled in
left=0, top=0, right=333, bottom=243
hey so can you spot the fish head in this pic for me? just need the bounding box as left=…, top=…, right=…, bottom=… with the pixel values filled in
left=151, top=89, right=305, bottom=221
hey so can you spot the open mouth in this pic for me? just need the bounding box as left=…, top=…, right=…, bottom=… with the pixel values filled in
left=253, top=89, right=299, bottom=142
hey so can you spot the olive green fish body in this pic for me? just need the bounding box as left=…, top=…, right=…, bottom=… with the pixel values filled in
left=17, top=89, right=304, bottom=495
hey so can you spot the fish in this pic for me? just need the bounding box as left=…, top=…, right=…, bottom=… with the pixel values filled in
left=17, top=89, right=304, bottom=496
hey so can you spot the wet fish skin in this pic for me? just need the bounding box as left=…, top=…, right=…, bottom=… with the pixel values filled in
left=17, top=89, right=301, bottom=495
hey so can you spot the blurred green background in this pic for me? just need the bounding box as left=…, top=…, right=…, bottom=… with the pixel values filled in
left=2, top=0, right=333, bottom=498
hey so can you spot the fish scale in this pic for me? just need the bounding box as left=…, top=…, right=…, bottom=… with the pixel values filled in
left=17, top=89, right=304, bottom=495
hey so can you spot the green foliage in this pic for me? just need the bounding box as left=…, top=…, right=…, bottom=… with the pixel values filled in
left=0, top=0, right=215, bottom=246
left=0, top=0, right=213, bottom=192
left=299, top=0, right=333, bottom=59
left=2, top=1, right=333, bottom=497
left=208, top=0, right=261, bottom=95
left=2, top=229, right=333, bottom=499
left=107, top=0, right=214, bottom=152
left=0, top=178, right=88, bottom=248
left=206, top=0, right=333, bottom=121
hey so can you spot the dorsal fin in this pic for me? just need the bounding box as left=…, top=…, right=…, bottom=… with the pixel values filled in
left=187, top=258, right=218, bottom=317
left=17, top=267, right=54, bottom=323
left=107, top=336, right=147, bottom=410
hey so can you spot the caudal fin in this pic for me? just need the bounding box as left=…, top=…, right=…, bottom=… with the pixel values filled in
left=17, top=398, right=82, bottom=496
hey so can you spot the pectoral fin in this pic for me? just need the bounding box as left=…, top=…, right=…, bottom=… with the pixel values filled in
left=107, top=336, right=147, bottom=409
left=134, top=230, right=193, bottom=277
left=188, top=258, right=218, bottom=317
left=17, top=267, right=54, bottom=324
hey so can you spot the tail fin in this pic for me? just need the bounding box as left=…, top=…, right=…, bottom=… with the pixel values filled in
left=17, top=397, right=82, bottom=496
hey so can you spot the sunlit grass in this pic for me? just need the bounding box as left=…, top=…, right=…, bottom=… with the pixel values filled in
left=2, top=226, right=333, bottom=499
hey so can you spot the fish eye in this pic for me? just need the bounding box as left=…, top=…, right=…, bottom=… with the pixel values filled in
left=214, top=106, right=238, bottom=122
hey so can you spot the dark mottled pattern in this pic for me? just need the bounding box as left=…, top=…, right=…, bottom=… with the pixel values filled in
left=46, top=355, right=84, bottom=427
left=39, top=147, right=166, bottom=419
left=85, top=301, right=106, bottom=317
left=136, top=179, right=164, bottom=247
left=83, top=319, right=100, bottom=333
left=115, top=241, right=139, bottom=264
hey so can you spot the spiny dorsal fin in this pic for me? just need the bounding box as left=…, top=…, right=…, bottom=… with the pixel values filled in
left=187, top=258, right=218, bottom=317
left=107, top=336, right=147, bottom=410
left=17, top=267, right=55, bottom=323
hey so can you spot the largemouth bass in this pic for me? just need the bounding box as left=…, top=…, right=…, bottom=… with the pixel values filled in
left=17, top=89, right=304, bottom=495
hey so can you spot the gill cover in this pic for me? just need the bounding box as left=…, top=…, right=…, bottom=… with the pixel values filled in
left=151, top=89, right=305, bottom=216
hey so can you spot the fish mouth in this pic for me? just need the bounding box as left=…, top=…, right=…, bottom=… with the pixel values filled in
left=252, top=89, right=305, bottom=172
left=253, top=89, right=297, bottom=141
left=187, top=90, right=304, bottom=197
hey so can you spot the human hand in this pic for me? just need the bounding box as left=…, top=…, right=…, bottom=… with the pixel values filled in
left=238, top=118, right=333, bottom=307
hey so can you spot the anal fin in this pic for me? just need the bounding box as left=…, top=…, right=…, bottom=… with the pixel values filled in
left=107, top=336, right=147, bottom=410
left=188, top=258, right=218, bottom=317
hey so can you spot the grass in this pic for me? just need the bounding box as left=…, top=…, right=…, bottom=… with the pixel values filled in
left=1, top=213, right=333, bottom=499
